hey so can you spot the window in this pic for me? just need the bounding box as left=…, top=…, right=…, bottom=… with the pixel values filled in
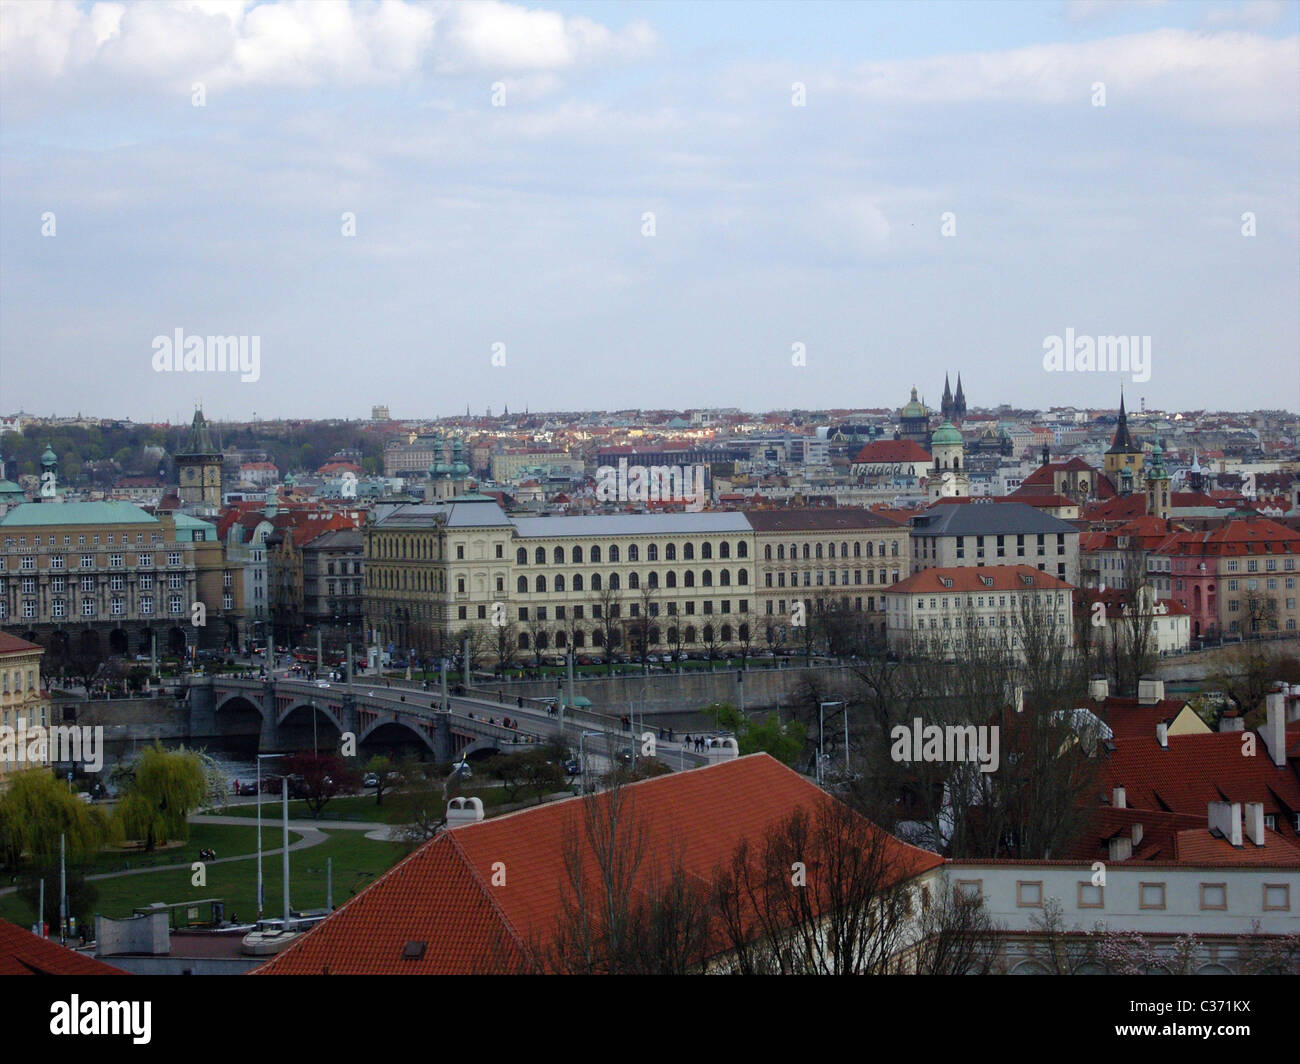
left=140, top=596, right=153, bottom=614
left=1263, top=883, right=1291, bottom=911
left=1139, top=883, right=1166, bottom=910
left=1077, top=883, right=1104, bottom=909
left=1016, top=881, right=1043, bottom=908
left=955, top=880, right=982, bottom=902
left=1199, top=883, right=1227, bottom=911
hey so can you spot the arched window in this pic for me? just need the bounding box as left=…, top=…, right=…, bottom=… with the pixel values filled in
left=764, top=544, right=772, bottom=560
left=592, top=573, right=602, bottom=591
left=648, top=571, right=659, bottom=588
left=517, top=547, right=527, bottom=565
left=702, top=570, right=713, bottom=587
left=841, top=541, right=849, bottom=558
left=803, top=543, right=811, bottom=559
left=517, top=576, right=527, bottom=593
left=891, top=541, right=900, bottom=557
left=739, top=623, right=749, bottom=641
left=556, top=631, right=567, bottom=647
left=719, top=542, right=730, bottom=559
left=609, top=545, right=620, bottom=563
left=777, top=544, right=785, bottom=561
left=519, top=633, right=530, bottom=650
left=719, top=570, right=730, bottom=586
left=666, top=571, right=677, bottom=588
left=854, top=541, right=861, bottom=557
left=685, top=571, right=695, bottom=588
left=535, top=547, right=545, bottom=565
left=721, top=624, right=732, bottom=641
left=574, top=630, right=586, bottom=648
left=629, top=572, right=640, bottom=590
left=866, top=542, right=874, bottom=558
left=667, top=626, right=678, bottom=644
left=702, top=542, right=713, bottom=560
left=609, top=573, right=620, bottom=590
left=593, top=629, right=605, bottom=646
left=590, top=545, right=601, bottom=563
left=628, top=545, right=639, bottom=562
left=536, top=632, right=548, bottom=650
left=703, top=625, right=714, bottom=642
left=573, top=574, right=584, bottom=592
left=828, top=542, right=836, bottom=559
left=685, top=625, right=697, bottom=643
left=535, top=575, right=547, bottom=593
left=647, top=544, right=658, bottom=561
left=555, top=575, right=566, bottom=592
left=738, top=569, right=748, bottom=585
left=572, top=545, right=583, bottom=563
left=816, top=543, right=824, bottom=559
left=683, top=543, right=695, bottom=561
left=737, top=541, right=747, bottom=558
left=554, top=546, right=564, bottom=564
left=665, top=543, right=677, bottom=561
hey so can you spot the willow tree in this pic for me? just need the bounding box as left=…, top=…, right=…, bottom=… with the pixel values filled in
left=114, top=743, right=206, bottom=851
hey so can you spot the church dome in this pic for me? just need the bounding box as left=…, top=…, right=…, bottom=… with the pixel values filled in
left=930, top=420, right=962, bottom=447
left=900, top=387, right=928, bottom=420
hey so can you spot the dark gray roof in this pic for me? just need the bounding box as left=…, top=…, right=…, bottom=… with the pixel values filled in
left=908, top=502, right=1078, bottom=536
left=303, top=529, right=363, bottom=551
left=372, top=500, right=515, bottom=529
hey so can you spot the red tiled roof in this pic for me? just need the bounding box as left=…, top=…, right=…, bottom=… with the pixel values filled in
left=851, top=439, right=931, bottom=464
left=1098, top=696, right=1196, bottom=740
left=887, top=564, right=1072, bottom=595
left=1173, top=828, right=1300, bottom=866
left=1100, top=732, right=1300, bottom=839
left=0, top=919, right=128, bottom=975
left=0, top=632, right=42, bottom=655
left=252, top=755, right=943, bottom=975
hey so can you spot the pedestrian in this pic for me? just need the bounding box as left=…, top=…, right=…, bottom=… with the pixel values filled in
left=684, top=733, right=692, bottom=749
left=517, top=695, right=524, bottom=709
left=668, top=728, right=674, bottom=742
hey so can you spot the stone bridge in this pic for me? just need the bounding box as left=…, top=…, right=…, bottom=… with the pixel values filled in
left=189, top=676, right=709, bottom=769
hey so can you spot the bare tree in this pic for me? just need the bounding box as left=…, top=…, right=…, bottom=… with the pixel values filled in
left=908, top=875, right=1000, bottom=975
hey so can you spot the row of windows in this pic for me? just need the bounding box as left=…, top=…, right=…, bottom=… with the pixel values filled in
left=766, top=569, right=899, bottom=587
left=4, top=532, right=164, bottom=548
left=512, top=623, right=750, bottom=650
left=0, top=596, right=186, bottom=618
left=762, top=540, right=899, bottom=561
left=8, top=551, right=183, bottom=571
left=516, top=541, right=749, bottom=565
left=1226, top=557, right=1296, bottom=571
left=3, top=573, right=185, bottom=593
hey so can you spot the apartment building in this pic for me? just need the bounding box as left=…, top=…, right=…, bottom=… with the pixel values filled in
left=748, top=508, right=908, bottom=640
left=909, top=501, right=1080, bottom=585
left=301, top=529, right=364, bottom=644
left=1154, top=515, right=1300, bottom=640
left=0, top=501, right=240, bottom=654
left=364, top=499, right=924, bottom=661
left=0, top=633, right=49, bottom=786
left=883, top=565, right=1074, bottom=660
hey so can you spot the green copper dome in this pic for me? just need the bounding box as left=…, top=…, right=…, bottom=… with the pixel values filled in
left=930, top=420, right=962, bottom=446
left=900, top=387, right=927, bottom=420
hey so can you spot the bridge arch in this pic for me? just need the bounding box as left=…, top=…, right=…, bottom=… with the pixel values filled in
left=358, top=717, right=438, bottom=757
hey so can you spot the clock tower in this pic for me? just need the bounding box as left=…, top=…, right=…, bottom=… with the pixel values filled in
left=176, top=408, right=223, bottom=511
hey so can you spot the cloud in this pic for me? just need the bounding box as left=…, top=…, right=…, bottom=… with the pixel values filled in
left=1203, top=1, right=1288, bottom=29
left=1064, top=0, right=1169, bottom=23
left=0, top=0, right=656, bottom=96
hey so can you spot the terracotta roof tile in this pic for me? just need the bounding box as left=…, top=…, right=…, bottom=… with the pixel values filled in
left=0, top=919, right=128, bottom=975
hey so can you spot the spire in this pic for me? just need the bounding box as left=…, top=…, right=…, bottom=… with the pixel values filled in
left=954, top=373, right=965, bottom=408
left=181, top=407, right=217, bottom=456
left=1108, top=388, right=1135, bottom=453
left=942, top=374, right=952, bottom=402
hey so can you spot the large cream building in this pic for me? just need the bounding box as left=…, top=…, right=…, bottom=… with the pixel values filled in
left=362, top=499, right=912, bottom=661
left=0, top=633, right=50, bottom=785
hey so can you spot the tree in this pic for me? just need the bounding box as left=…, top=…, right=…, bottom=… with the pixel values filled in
left=113, top=743, right=207, bottom=851
left=703, top=701, right=804, bottom=765
left=493, top=616, right=519, bottom=676
left=389, top=765, right=445, bottom=851
left=68, top=629, right=105, bottom=693
left=908, top=875, right=1000, bottom=974
left=0, top=769, right=112, bottom=872
left=364, top=753, right=402, bottom=806
left=17, top=867, right=98, bottom=933
left=547, top=774, right=711, bottom=974
left=710, top=794, right=914, bottom=974
left=593, top=585, right=622, bottom=672
left=282, top=750, right=360, bottom=818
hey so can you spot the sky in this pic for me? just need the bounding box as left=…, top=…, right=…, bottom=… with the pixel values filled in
left=1, top=0, right=1297, bottom=424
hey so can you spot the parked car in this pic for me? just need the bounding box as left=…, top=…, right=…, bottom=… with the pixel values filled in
left=362, top=773, right=379, bottom=788
left=564, top=759, right=581, bottom=775
left=450, top=760, right=473, bottom=779
left=315, top=680, right=331, bottom=688
left=235, top=780, right=258, bottom=796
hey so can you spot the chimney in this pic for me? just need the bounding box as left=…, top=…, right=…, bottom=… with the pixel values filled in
left=1208, top=801, right=1243, bottom=847
left=445, top=796, right=485, bottom=827
left=1112, top=786, right=1126, bottom=809
left=1137, top=678, right=1165, bottom=705
left=1262, top=692, right=1287, bottom=768
left=1243, top=802, right=1266, bottom=847
left=1108, top=835, right=1133, bottom=862
left=1288, top=684, right=1300, bottom=723
left=1089, top=678, right=1109, bottom=702
left=1131, top=823, right=1144, bottom=848
left=1219, top=712, right=1244, bottom=732
left=1156, top=722, right=1168, bottom=749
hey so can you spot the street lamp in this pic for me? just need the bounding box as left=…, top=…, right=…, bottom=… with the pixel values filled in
left=818, top=701, right=843, bottom=787
left=256, top=753, right=287, bottom=919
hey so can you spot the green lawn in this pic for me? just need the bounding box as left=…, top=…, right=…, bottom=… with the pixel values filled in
left=217, top=794, right=396, bottom=823
left=0, top=828, right=406, bottom=928
left=81, top=822, right=270, bottom=876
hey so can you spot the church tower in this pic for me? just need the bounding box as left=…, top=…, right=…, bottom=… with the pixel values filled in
left=1145, top=441, right=1171, bottom=519
left=176, top=408, right=223, bottom=511
left=1104, top=390, right=1144, bottom=493
left=928, top=420, right=969, bottom=499
left=953, top=374, right=966, bottom=421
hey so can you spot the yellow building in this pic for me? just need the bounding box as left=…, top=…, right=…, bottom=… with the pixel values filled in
left=0, top=633, right=50, bottom=785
